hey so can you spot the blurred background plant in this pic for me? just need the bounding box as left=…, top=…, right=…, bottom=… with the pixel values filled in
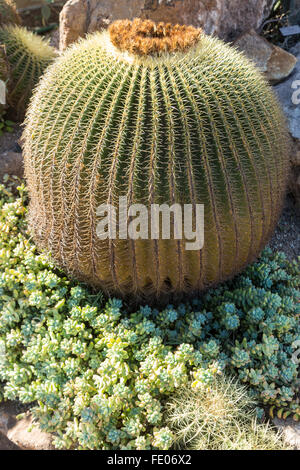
left=40, top=0, right=52, bottom=25
left=0, top=112, right=14, bottom=136
left=16, top=0, right=65, bottom=34
left=261, top=0, right=300, bottom=49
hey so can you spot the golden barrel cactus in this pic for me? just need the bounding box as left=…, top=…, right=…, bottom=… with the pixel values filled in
left=23, top=19, right=289, bottom=301
left=0, top=25, right=56, bottom=120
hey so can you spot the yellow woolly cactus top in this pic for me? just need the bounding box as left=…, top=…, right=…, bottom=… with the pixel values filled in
left=109, top=19, right=202, bottom=56
left=0, top=25, right=56, bottom=120
left=4, top=25, right=55, bottom=59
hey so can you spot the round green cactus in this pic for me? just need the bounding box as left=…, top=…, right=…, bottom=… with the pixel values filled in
left=0, top=25, right=56, bottom=120
left=23, top=19, right=290, bottom=301
left=0, top=0, right=21, bottom=26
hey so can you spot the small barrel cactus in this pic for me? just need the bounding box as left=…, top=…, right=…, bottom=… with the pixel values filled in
left=0, top=25, right=56, bottom=120
left=23, top=19, right=289, bottom=301
left=0, top=0, right=20, bottom=26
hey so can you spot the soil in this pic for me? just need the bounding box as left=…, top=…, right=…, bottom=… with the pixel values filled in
left=0, top=400, right=30, bottom=450
left=0, top=433, right=20, bottom=450
left=269, top=194, right=300, bottom=261
left=0, top=126, right=22, bottom=154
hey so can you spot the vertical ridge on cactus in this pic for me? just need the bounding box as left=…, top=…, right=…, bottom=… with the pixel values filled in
left=0, top=0, right=20, bottom=26
left=23, top=19, right=290, bottom=301
left=0, top=25, right=56, bottom=120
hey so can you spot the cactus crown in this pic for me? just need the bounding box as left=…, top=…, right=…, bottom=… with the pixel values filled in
left=109, top=19, right=202, bottom=56
left=1, top=25, right=55, bottom=59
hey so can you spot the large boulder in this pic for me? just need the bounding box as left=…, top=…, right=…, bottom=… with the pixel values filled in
left=234, top=29, right=297, bottom=84
left=274, top=42, right=300, bottom=210
left=59, top=0, right=276, bottom=51
left=274, top=42, right=300, bottom=140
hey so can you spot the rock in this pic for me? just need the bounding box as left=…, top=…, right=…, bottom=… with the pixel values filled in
left=274, top=417, right=300, bottom=450
left=0, top=402, right=54, bottom=450
left=0, top=150, right=23, bottom=181
left=274, top=42, right=300, bottom=140
left=0, top=410, right=14, bottom=435
left=59, top=0, right=87, bottom=51
left=49, top=28, right=60, bottom=50
left=0, top=432, right=20, bottom=450
left=273, top=43, right=300, bottom=208
left=59, top=0, right=276, bottom=51
left=234, top=30, right=297, bottom=84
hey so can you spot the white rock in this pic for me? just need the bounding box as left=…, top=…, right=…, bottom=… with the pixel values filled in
left=59, top=0, right=276, bottom=51
left=235, top=30, right=297, bottom=84
left=274, top=417, right=300, bottom=450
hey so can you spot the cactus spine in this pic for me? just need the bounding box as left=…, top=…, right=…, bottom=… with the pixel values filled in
left=0, top=0, right=20, bottom=26
left=23, top=20, right=289, bottom=301
left=0, top=25, right=56, bottom=120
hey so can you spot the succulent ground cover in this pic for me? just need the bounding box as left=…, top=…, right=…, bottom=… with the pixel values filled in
left=0, top=182, right=299, bottom=449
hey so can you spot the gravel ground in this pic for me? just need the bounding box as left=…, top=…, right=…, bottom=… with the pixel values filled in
left=269, top=195, right=300, bottom=261
left=0, top=126, right=22, bottom=155
left=0, top=400, right=29, bottom=450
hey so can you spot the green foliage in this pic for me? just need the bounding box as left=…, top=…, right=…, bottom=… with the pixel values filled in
left=0, top=25, right=56, bottom=121
left=0, top=0, right=20, bottom=27
left=23, top=27, right=289, bottom=301
left=166, top=375, right=291, bottom=450
left=0, top=185, right=299, bottom=449
left=0, top=111, right=15, bottom=135
left=40, top=0, right=53, bottom=26
left=279, top=0, right=300, bottom=25
left=262, top=0, right=300, bottom=47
